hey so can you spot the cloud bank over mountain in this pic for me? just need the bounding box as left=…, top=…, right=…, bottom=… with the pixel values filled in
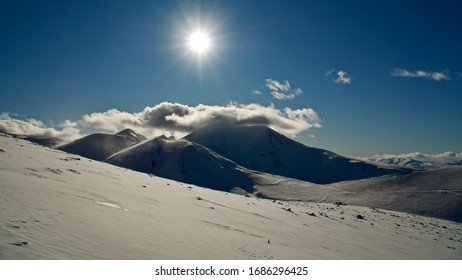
left=0, top=113, right=81, bottom=140
left=0, top=102, right=321, bottom=140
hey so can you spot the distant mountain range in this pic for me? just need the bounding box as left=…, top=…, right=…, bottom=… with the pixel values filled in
left=53, top=124, right=411, bottom=191
left=360, top=152, right=462, bottom=170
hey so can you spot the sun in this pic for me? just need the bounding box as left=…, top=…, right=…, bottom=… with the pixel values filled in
left=188, top=30, right=211, bottom=55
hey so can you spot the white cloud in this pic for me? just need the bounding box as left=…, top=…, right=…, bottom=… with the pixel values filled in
left=271, top=91, right=296, bottom=100
left=1, top=102, right=322, bottom=140
left=266, top=79, right=291, bottom=92
left=333, top=70, right=352, bottom=84
left=82, top=102, right=321, bottom=138
left=82, top=109, right=142, bottom=132
left=264, top=79, right=303, bottom=100
left=292, top=88, right=303, bottom=95
left=252, top=89, right=262, bottom=95
left=0, top=113, right=82, bottom=140
left=390, top=68, right=451, bottom=81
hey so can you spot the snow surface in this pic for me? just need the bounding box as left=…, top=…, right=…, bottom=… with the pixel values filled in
left=0, top=134, right=65, bottom=148
left=1, top=134, right=461, bottom=259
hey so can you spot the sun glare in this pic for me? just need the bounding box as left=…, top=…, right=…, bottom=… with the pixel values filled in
left=188, top=31, right=211, bottom=55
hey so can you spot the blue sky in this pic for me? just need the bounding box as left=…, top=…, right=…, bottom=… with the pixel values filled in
left=1, top=0, right=461, bottom=156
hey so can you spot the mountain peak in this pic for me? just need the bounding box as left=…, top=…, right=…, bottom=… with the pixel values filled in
left=58, top=129, right=146, bottom=161
left=116, top=128, right=136, bottom=135
left=115, top=128, right=146, bottom=141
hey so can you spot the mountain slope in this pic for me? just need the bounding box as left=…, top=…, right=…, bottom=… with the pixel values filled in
left=105, top=136, right=254, bottom=192
left=184, top=124, right=410, bottom=184
left=57, top=129, right=145, bottom=161
left=1, top=134, right=461, bottom=259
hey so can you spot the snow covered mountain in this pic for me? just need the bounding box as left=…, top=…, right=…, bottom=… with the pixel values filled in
left=57, top=125, right=411, bottom=191
left=1, top=133, right=461, bottom=259
left=361, top=152, right=462, bottom=170
left=57, top=129, right=145, bottom=161
left=184, top=124, right=410, bottom=184
left=105, top=136, right=254, bottom=192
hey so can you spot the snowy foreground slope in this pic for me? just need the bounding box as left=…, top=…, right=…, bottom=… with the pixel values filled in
left=0, top=134, right=461, bottom=259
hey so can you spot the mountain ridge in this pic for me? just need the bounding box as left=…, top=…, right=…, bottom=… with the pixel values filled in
left=50, top=124, right=413, bottom=190
left=57, top=130, right=146, bottom=161
left=184, top=124, right=410, bottom=184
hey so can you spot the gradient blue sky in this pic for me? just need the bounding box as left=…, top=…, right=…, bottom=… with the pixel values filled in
left=1, top=0, right=461, bottom=156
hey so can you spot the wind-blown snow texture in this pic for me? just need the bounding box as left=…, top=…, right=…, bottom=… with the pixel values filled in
left=1, top=134, right=461, bottom=259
